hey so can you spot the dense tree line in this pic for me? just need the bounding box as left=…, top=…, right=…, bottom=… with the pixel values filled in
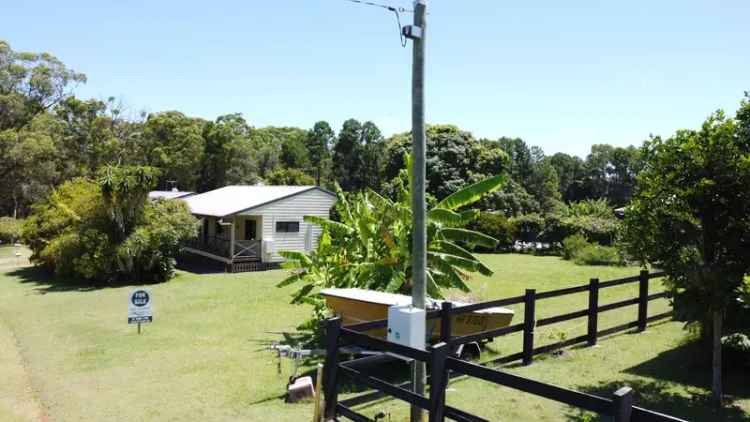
left=1, top=40, right=641, bottom=222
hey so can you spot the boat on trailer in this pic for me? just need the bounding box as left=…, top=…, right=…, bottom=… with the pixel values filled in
left=320, top=288, right=514, bottom=340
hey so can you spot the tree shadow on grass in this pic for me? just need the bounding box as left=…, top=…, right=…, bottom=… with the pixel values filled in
left=566, top=379, right=749, bottom=422
left=248, top=329, right=414, bottom=398
left=565, top=341, right=750, bottom=422
left=297, top=354, right=413, bottom=396
left=6, top=265, right=161, bottom=294
left=175, top=255, right=227, bottom=274
left=623, top=340, right=750, bottom=400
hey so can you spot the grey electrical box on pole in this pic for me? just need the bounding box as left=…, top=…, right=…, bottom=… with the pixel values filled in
left=409, top=1, right=427, bottom=421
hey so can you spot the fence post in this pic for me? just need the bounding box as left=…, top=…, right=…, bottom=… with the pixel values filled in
left=587, top=278, right=599, bottom=346
left=428, top=342, right=449, bottom=422
left=522, top=289, right=536, bottom=365
left=323, top=316, right=342, bottom=420
left=440, top=301, right=453, bottom=345
left=612, top=386, right=634, bottom=422
left=637, top=270, right=649, bottom=332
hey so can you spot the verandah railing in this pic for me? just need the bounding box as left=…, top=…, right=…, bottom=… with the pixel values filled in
left=186, top=236, right=260, bottom=259
left=323, top=270, right=683, bottom=422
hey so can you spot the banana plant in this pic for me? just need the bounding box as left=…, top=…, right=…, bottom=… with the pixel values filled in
left=278, top=156, right=505, bottom=309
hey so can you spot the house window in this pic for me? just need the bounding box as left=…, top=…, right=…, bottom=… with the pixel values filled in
left=276, top=221, right=300, bottom=233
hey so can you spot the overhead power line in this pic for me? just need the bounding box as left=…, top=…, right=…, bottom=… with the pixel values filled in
left=343, top=0, right=411, bottom=47
left=343, top=0, right=412, bottom=13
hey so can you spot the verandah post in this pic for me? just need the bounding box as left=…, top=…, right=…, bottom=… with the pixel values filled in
left=522, top=289, right=536, bottom=365
left=323, top=316, right=342, bottom=420
left=637, top=270, right=649, bottom=332
left=587, top=278, right=600, bottom=346
left=428, top=342, right=449, bottom=422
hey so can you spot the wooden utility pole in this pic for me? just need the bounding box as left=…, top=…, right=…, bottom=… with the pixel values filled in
left=408, top=1, right=427, bottom=421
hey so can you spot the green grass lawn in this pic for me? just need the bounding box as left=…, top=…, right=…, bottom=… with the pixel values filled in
left=0, top=247, right=747, bottom=421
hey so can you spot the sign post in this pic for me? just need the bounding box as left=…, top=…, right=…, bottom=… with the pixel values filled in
left=128, top=289, right=153, bottom=334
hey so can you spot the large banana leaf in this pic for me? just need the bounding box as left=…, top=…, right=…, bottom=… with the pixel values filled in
left=441, top=228, right=499, bottom=248
left=435, top=175, right=505, bottom=211
left=278, top=250, right=312, bottom=266
left=428, top=256, right=471, bottom=292
left=428, top=208, right=480, bottom=226
left=427, top=251, right=482, bottom=273
left=434, top=240, right=493, bottom=276
left=303, top=215, right=354, bottom=236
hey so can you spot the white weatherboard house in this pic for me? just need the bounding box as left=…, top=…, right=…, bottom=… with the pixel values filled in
left=180, top=185, right=336, bottom=272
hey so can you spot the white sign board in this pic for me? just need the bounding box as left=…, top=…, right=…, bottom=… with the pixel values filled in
left=128, top=289, right=153, bottom=324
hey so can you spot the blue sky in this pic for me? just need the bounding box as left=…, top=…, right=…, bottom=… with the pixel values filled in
left=4, top=0, right=749, bottom=156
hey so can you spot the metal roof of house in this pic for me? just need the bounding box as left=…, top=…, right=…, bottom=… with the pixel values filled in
left=182, top=185, right=334, bottom=218
left=148, top=190, right=194, bottom=200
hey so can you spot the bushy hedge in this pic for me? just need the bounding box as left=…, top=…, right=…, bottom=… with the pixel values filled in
left=561, top=234, right=624, bottom=266
left=504, top=199, right=618, bottom=249
left=509, top=213, right=544, bottom=243
left=573, top=244, right=623, bottom=266
left=469, top=212, right=516, bottom=251
left=22, top=167, right=198, bottom=283
left=559, top=215, right=618, bottom=245
left=0, top=217, right=24, bottom=243
left=561, top=233, right=588, bottom=260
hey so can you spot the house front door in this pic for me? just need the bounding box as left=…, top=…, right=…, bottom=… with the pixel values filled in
left=245, top=219, right=257, bottom=240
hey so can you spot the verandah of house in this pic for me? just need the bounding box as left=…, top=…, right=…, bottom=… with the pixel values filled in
left=188, top=214, right=264, bottom=264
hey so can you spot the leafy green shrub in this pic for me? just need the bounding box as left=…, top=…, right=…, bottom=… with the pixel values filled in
left=23, top=178, right=104, bottom=272
left=573, top=244, right=624, bottom=266
left=538, top=214, right=569, bottom=245
left=510, top=213, right=544, bottom=243
left=549, top=199, right=619, bottom=245
left=22, top=166, right=198, bottom=283
left=561, top=234, right=589, bottom=260
left=561, top=215, right=618, bottom=245
left=0, top=217, right=24, bottom=243
left=470, top=212, right=516, bottom=251
left=564, top=199, right=612, bottom=219
left=116, top=199, right=197, bottom=282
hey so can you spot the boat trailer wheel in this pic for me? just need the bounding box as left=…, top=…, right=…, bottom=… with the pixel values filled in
left=454, top=342, right=482, bottom=360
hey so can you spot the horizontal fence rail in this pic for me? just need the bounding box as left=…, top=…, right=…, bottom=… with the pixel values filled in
left=341, top=272, right=675, bottom=387
left=342, top=270, right=672, bottom=367
left=447, top=357, right=613, bottom=415
left=324, top=270, right=683, bottom=422
left=445, top=270, right=672, bottom=365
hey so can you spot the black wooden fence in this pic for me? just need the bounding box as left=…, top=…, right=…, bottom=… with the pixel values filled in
left=322, top=270, right=684, bottom=422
